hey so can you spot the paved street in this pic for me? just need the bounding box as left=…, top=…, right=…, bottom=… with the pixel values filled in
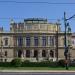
left=0, top=72, right=75, bottom=75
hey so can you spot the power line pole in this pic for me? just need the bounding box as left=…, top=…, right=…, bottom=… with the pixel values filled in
left=64, top=12, right=75, bottom=70
left=64, top=12, right=69, bottom=70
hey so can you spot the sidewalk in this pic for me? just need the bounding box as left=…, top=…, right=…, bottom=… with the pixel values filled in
left=0, top=70, right=75, bottom=73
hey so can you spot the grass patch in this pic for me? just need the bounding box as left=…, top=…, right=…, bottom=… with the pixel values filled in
left=0, top=67, right=51, bottom=70
left=0, top=67, right=75, bottom=70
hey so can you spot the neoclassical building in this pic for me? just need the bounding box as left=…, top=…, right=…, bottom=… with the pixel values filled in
left=0, top=18, right=74, bottom=62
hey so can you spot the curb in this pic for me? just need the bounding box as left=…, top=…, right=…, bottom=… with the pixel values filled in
left=0, top=70, right=75, bottom=73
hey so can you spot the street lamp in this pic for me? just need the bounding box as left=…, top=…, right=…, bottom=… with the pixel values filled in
left=67, top=23, right=71, bottom=63
left=64, top=12, right=75, bottom=70
left=64, top=22, right=70, bottom=70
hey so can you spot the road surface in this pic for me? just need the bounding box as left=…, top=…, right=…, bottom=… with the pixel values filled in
left=0, top=72, right=75, bottom=75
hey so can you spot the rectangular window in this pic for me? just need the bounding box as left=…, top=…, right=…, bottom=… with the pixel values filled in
left=18, top=36, right=23, bottom=46
left=26, top=25, right=32, bottom=30
left=34, top=36, right=38, bottom=46
left=5, top=51, right=7, bottom=57
left=4, top=38, right=8, bottom=46
left=42, top=36, right=46, bottom=46
left=26, top=36, right=30, bottom=46
left=50, top=36, right=54, bottom=46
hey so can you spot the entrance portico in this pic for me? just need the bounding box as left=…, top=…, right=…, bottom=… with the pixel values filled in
left=16, top=48, right=56, bottom=62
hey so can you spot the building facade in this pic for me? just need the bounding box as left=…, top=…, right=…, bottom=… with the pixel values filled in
left=0, top=18, right=74, bottom=62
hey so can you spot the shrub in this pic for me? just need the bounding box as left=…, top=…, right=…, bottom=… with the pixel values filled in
left=69, top=61, right=75, bottom=67
left=58, top=59, right=65, bottom=67
left=24, top=60, right=30, bottom=63
left=11, top=58, right=22, bottom=67
left=0, top=62, right=10, bottom=67
left=41, top=60, right=51, bottom=63
left=49, top=61, right=58, bottom=67
left=22, top=60, right=58, bottom=67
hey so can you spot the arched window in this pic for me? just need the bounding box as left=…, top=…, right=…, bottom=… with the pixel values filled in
left=26, top=50, right=30, bottom=57
left=18, top=50, right=22, bottom=58
left=42, top=50, right=46, bottom=57
left=50, top=50, right=54, bottom=57
left=34, top=50, right=38, bottom=57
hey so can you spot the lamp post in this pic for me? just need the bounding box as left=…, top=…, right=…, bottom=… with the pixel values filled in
left=64, top=12, right=68, bottom=70
left=64, top=12, right=75, bottom=70
left=67, top=24, right=71, bottom=63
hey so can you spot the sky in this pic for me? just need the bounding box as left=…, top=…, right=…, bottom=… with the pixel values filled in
left=0, top=0, right=75, bottom=32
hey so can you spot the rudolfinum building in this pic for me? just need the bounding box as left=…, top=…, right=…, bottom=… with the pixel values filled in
left=0, top=18, right=75, bottom=62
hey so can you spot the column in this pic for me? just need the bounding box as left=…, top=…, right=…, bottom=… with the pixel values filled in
left=23, top=50, right=26, bottom=58
left=46, top=50, right=50, bottom=59
left=39, top=36, right=42, bottom=47
left=38, top=49, right=42, bottom=58
left=54, top=50, right=56, bottom=58
left=31, top=36, right=34, bottom=46
left=21, top=51, right=24, bottom=58
left=53, top=36, right=55, bottom=47
left=30, top=49, right=34, bottom=58
left=14, top=36, right=17, bottom=47
left=24, top=37, right=26, bottom=47
left=11, top=36, right=14, bottom=47
left=16, top=37, right=18, bottom=46
left=48, top=36, right=50, bottom=46
left=16, top=50, right=18, bottom=57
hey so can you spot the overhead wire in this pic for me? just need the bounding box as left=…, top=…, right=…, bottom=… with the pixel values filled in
left=0, top=17, right=63, bottom=21
left=0, top=1, right=75, bottom=4
left=0, top=1, right=74, bottom=21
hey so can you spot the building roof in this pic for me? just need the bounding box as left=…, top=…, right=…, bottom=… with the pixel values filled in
left=24, top=18, right=47, bottom=21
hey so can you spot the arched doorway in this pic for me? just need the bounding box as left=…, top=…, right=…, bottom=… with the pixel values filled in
left=26, top=50, right=30, bottom=57
left=42, top=50, right=46, bottom=57
left=50, top=50, right=54, bottom=58
left=18, top=50, right=22, bottom=58
left=34, top=50, right=38, bottom=57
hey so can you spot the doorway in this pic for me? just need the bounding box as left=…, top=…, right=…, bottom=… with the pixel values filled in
left=18, top=50, right=22, bottom=58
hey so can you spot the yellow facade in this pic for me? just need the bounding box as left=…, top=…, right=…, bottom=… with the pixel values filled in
left=0, top=18, right=74, bottom=62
